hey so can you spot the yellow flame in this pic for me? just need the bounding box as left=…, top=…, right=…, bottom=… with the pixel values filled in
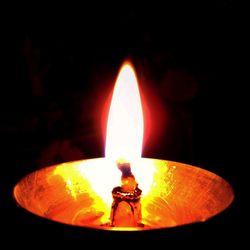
left=105, top=61, right=144, bottom=163
left=53, top=62, right=155, bottom=209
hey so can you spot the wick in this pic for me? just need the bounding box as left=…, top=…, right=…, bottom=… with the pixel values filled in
left=109, top=162, right=143, bottom=227
left=117, top=162, right=133, bottom=178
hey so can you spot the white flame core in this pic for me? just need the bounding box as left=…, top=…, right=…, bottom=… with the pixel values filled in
left=105, top=62, right=144, bottom=163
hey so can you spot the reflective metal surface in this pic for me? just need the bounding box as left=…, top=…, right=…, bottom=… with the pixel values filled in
left=13, top=158, right=234, bottom=231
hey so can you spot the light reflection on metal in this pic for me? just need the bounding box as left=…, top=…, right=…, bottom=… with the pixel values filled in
left=13, top=158, right=234, bottom=231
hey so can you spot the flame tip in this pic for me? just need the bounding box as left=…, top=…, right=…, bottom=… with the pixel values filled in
left=105, top=60, right=144, bottom=163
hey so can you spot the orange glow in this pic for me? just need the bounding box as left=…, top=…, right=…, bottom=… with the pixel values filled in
left=14, top=158, right=234, bottom=230
left=13, top=61, right=234, bottom=231
left=49, top=62, right=154, bottom=208
left=105, top=62, right=144, bottom=163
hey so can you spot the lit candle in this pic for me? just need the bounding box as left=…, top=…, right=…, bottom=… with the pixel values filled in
left=13, top=61, right=234, bottom=231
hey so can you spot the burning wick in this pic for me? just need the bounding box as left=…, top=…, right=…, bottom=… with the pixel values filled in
left=13, top=61, right=234, bottom=231
left=109, top=162, right=143, bottom=227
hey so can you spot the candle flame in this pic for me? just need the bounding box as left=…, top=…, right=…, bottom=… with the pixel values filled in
left=53, top=61, right=155, bottom=211
left=105, top=61, right=144, bottom=163
left=14, top=61, right=234, bottom=230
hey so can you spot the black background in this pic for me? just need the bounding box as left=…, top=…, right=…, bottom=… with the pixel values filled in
left=1, top=2, right=245, bottom=247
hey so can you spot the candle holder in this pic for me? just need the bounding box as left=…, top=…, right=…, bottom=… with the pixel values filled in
left=13, top=158, right=234, bottom=231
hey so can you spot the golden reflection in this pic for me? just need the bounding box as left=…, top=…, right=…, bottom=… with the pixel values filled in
left=14, top=158, right=234, bottom=230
